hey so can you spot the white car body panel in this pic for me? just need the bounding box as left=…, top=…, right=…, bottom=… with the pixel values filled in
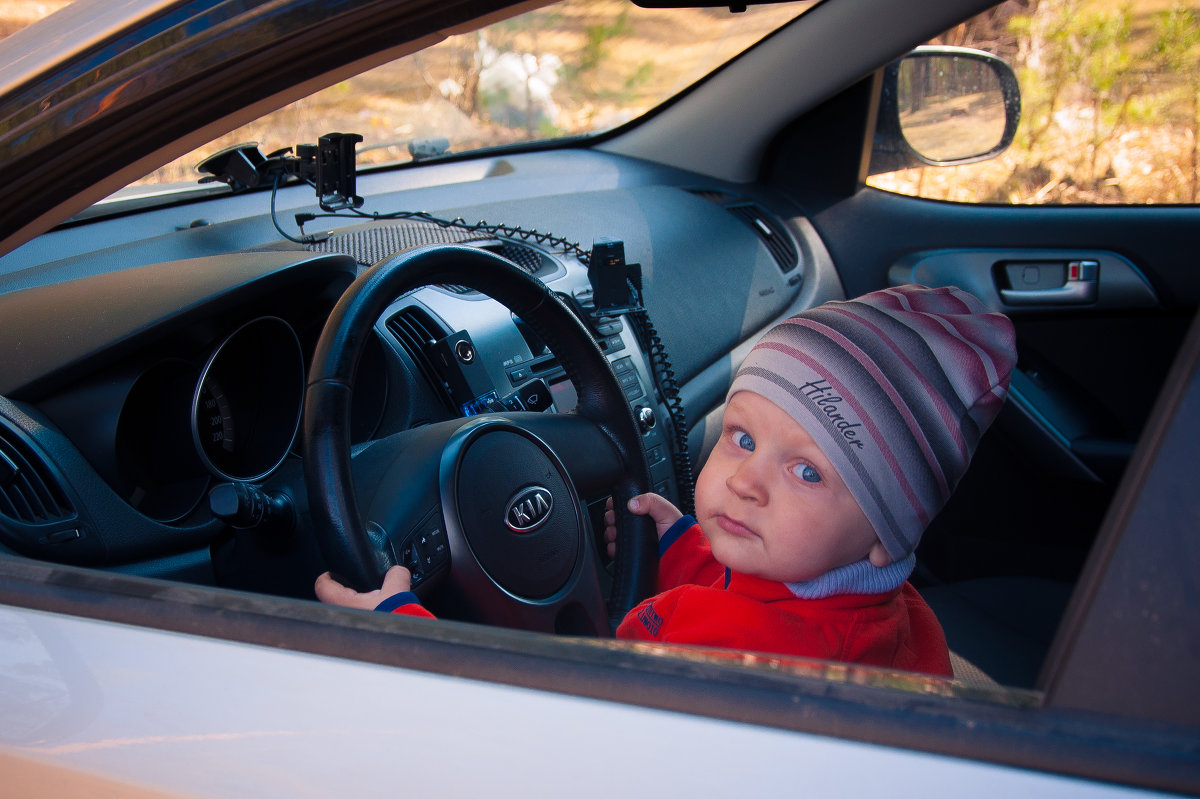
left=0, top=604, right=1168, bottom=798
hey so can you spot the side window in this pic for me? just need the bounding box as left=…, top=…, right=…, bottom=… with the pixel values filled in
left=867, top=0, right=1200, bottom=205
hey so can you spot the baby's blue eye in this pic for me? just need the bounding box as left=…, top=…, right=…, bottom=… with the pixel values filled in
left=793, top=464, right=821, bottom=483
left=734, top=431, right=755, bottom=451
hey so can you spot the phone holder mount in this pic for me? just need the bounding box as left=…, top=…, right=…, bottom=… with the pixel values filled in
left=587, top=238, right=642, bottom=316
left=196, top=132, right=364, bottom=212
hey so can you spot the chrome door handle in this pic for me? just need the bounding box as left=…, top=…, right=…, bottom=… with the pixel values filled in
left=1000, top=260, right=1099, bottom=306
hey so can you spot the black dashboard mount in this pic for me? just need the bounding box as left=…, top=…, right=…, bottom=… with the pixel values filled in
left=196, top=132, right=364, bottom=212
left=588, top=239, right=642, bottom=315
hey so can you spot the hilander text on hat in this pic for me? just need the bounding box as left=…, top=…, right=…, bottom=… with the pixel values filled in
left=800, top=380, right=864, bottom=449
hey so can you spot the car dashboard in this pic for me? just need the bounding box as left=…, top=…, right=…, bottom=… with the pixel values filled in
left=0, top=149, right=825, bottom=599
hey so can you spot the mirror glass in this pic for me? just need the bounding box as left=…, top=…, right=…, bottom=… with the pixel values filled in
left=898, top=54, right=1007, bottom=162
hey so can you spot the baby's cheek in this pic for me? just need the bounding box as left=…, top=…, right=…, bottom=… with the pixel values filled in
left=692, top=461, right=724, bottom=512
left=695, top=517, right=719, bottom=548
left=702, top=525, right=732, bottom=566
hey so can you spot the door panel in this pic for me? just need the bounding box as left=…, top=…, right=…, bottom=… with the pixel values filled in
left=792, top=186, right=1198, bottom=577
left=765, top=94, right=1198, bottom=683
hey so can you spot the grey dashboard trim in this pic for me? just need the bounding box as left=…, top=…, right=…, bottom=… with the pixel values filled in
left=679, top=213, right=843, bottom=468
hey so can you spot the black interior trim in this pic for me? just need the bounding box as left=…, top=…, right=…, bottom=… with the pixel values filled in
left=1040, top=310, right=1200, bottom=727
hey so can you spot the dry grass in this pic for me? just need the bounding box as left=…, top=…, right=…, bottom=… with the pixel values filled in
left=871, top=118, right=1198, bottom=204
left=138, top=1, right=806, bottom=184
left=2, top=0, right=804, bottom=184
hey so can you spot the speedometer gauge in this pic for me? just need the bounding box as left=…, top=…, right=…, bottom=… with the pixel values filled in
left=191, top=317, right=304, bottom=482
left=197, top=378, right=236, bottom=456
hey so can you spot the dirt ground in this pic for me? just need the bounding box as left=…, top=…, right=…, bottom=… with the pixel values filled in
left=0, top=1, right=69, bottom=39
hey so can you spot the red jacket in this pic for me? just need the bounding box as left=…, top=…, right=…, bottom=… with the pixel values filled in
left=379, top=521, right=950, bottom=676
left=615, top=522, right=952, bottom=676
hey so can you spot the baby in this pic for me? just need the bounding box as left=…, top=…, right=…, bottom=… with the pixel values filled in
left=317, top=284, right=1015, bottom=676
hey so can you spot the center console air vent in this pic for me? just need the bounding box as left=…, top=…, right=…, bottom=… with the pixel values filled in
left=726, top=203, right=798, bottom=274
left=386, top=306, right=452, bottom=402
left=0, top=425, right=74, bottom=524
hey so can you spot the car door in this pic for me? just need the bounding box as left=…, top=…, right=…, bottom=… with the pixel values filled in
left=761, top=0, right=1200, bottom=688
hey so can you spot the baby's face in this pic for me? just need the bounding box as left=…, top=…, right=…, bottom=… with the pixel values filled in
left=694, top=391, right=889, bottom=582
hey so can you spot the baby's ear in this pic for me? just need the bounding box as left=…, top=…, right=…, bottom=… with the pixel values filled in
left=868, top=539, right=893, bottom=567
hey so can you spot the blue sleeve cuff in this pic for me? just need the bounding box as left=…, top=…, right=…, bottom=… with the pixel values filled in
left=658, top=515, right=697, bottom=556
left=374, top=591, right=422, bottom=613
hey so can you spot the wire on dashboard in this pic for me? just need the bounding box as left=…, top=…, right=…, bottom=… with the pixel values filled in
left=271, top=180, right=696, bottom=512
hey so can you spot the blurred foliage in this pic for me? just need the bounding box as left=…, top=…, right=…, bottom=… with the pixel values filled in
left=140, top=0, right=806, bottom=185
left=870, top=0, right=1200, bottom=205
left=1151, top=4, right=1200, bottom=200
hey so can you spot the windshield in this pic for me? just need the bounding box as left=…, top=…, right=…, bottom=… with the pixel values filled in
left=131, top=0, right=815, bottom=188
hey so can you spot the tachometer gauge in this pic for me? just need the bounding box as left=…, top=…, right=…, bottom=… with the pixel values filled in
left=191, top=317, right=305, bottom=482
left=115, top=359, right=211, bottom=523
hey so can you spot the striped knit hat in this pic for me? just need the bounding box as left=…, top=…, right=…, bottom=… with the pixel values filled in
left=728, top=284, right=1015, bottom=562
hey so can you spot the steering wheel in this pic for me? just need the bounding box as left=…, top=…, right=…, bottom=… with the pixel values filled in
left=303, top=244, right=657, bottom=634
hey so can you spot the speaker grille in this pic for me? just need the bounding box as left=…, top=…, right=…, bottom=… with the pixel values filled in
left=307, top=221, right=486, bottom=266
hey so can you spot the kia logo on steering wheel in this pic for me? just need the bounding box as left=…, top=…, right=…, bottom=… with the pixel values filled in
left=504, top=486, right=554, bottom=533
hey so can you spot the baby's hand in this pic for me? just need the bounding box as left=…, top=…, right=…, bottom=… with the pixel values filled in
left=603, top=492, right=684, bottom=557
left=314, top=565, right=413, bottom=610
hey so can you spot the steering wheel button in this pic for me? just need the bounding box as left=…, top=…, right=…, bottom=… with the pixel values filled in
left=517, top=379, right=553, bottom=412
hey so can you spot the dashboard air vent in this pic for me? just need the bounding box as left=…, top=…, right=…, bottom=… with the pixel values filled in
left=726, top=203, right=798, bottom=274
left=0, top=427, right=73, bottom=524
left=386, top=306, right=451, bottom=402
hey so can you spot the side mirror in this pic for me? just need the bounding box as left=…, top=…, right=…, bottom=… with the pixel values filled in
left=868, top=46, right=1021, bottom=175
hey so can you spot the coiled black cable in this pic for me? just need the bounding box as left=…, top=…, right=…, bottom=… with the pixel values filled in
left=297, top=205, right=595, bottom=261
left=279, top=182, right=697, bottom=511
left=627, top=305, right=694, bottom=516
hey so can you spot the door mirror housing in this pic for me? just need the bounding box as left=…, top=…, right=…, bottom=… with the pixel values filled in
left=869, top=46, right=1021, bottom=175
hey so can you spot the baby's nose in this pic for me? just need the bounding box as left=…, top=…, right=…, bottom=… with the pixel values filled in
left=726, top=456, right=768, bottom=502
